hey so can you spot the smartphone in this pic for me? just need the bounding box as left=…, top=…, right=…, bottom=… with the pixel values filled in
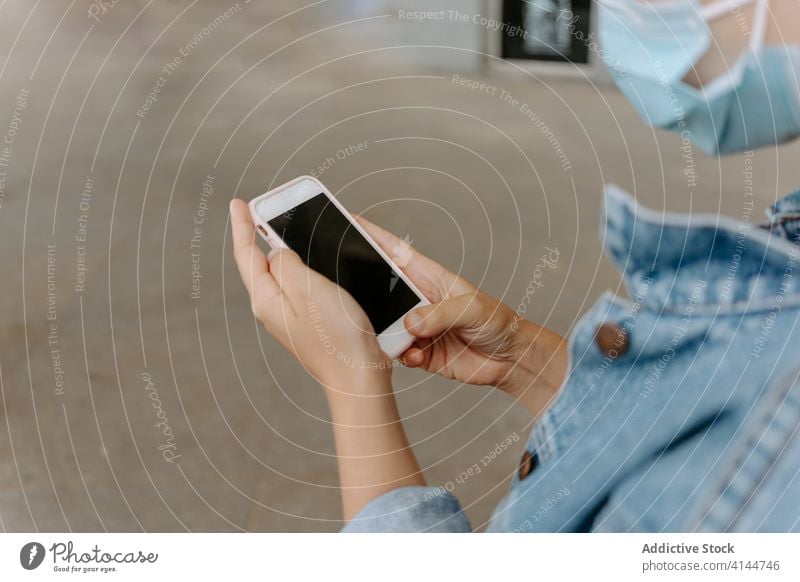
left=248, top=176, right=428, bottom=358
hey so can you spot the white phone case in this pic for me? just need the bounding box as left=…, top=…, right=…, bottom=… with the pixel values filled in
left=248, top=176, right=428, bottom=358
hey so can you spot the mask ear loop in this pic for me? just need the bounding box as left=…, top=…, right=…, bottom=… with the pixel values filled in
left=699, top=0, right=768, bottom=51
left=748, top=0, right=770, bottom=53
left=697, top=0, right=770, bottom=99
left=699, top=0, right=757, bottom=21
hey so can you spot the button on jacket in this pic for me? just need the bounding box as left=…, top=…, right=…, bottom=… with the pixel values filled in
left=343, top=184, right=800, bottom=533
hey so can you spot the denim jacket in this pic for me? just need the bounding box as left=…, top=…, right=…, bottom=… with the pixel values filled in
left=343, top=184, right=800, bottom=533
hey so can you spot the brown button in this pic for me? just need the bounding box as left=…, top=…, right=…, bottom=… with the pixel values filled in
left=595, top=322, right=629, bottom=358
left=518, top=450, right=536, bottom=481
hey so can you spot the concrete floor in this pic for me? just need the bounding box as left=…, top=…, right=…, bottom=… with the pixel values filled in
left=2, top=0, right=800, bottom=532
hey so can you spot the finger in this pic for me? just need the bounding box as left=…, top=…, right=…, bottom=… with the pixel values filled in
left=267, top=246, right=321, bottom=299
left=354, top=214, right=412, bottom=256
left=400, top=346, right=426, bottom=367
left=230, top=199, right=281, bottom=303
left=354, top=214, right=443, bottom=275
left=404, top=294, right=486, bottom=339
left=353, top=215, right=474, bottom=297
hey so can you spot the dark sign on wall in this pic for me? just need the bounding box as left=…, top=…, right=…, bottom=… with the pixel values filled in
left=502, top=0, right=591, bottom=63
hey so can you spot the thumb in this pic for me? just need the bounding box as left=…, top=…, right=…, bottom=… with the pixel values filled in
left=404, top=294, right=488, bottom=338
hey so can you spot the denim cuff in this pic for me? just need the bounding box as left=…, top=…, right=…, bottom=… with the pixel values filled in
left=341, top=486, right=471, bottom=533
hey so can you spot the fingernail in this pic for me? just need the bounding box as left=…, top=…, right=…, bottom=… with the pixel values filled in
left=267, top=248, right=280, bottom=261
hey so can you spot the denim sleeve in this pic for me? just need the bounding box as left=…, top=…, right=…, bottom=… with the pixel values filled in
left=341, top=486, right=472, bottom=533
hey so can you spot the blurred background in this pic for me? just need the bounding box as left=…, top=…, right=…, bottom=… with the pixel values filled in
left=1, top=0, right=799, bottom=532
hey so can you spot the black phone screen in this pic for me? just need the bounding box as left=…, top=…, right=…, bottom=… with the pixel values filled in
left=267, top=193, right=422, bottom=334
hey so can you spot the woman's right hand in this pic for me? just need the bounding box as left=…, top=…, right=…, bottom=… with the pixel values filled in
left=356, top=217, right=567, bottom=410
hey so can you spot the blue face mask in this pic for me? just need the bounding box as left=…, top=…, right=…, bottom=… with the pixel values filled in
left=599, top=0, right=800, bottom=155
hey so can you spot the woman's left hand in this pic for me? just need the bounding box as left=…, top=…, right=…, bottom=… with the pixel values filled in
left=229, top=199, right=392, bottom=396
